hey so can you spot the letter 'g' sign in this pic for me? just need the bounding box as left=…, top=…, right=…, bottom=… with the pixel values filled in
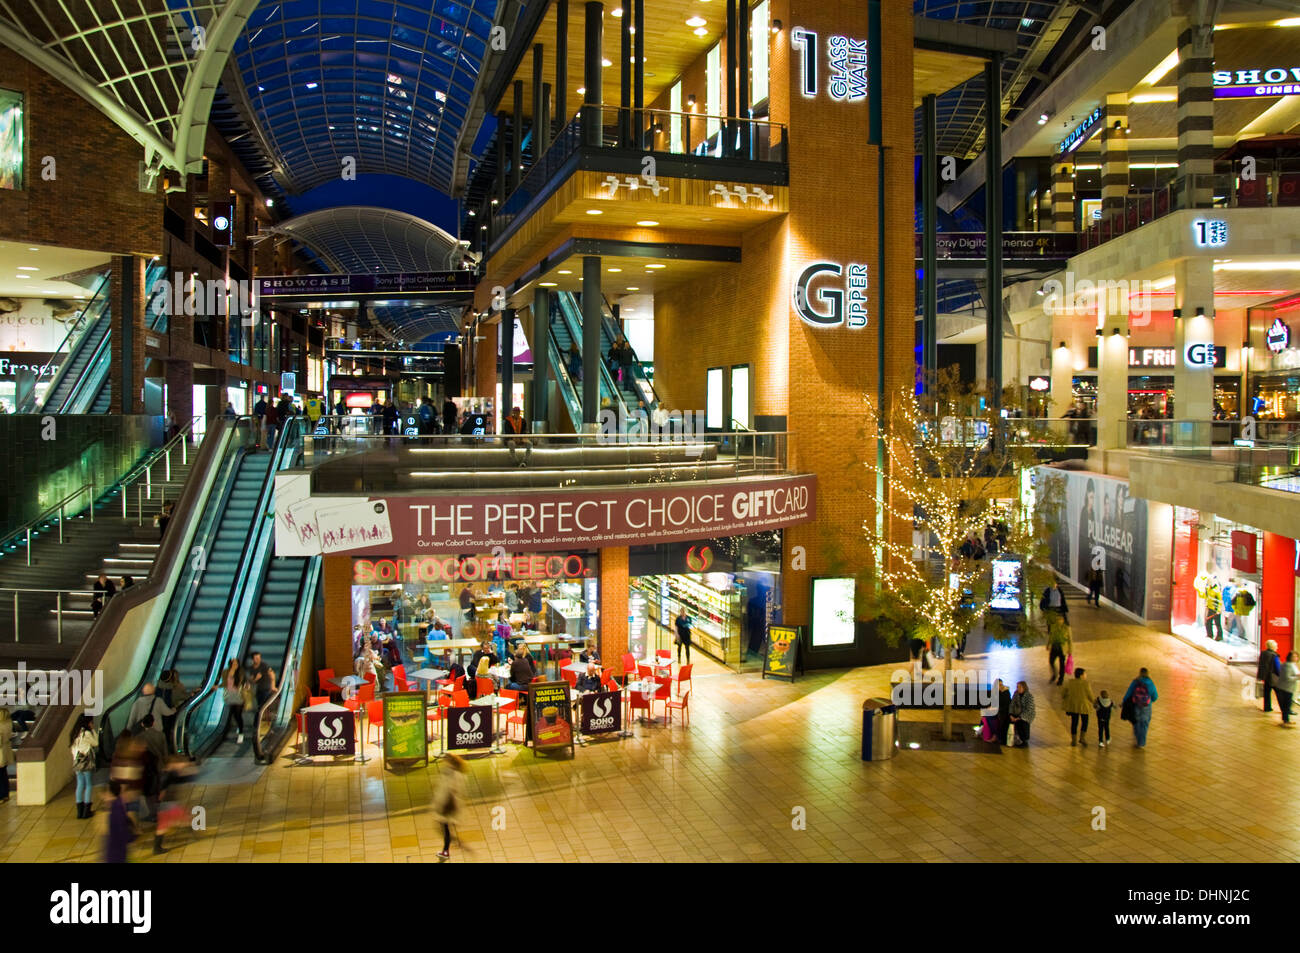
left=793, top=261, right=868, bottom=329
left=1184, top=342, right=1215, bottom=368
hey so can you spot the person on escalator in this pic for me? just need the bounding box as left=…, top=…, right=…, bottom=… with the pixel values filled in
left=127, top=683, right=174, bottom=734
left=246, top=651, right=276, bottom=734
left=568, top=341, right=582, bottom=381
left=264, top=399, right=280, bottom=448
left=252, top=394, right=268, bottom=448
left=221, top=658, right=247, bottom=745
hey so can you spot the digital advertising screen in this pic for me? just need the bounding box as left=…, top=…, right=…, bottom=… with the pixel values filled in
left=811, top=577, right=855, bottom=647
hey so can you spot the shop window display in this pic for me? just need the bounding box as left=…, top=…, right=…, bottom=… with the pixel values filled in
left=1170, top=513, right=1262, bottom=663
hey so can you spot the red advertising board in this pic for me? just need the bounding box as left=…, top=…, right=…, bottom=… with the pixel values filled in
left=1231, top=530, right=1258, bottom=573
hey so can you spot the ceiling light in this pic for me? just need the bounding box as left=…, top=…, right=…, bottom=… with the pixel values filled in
left=771, top=19, right=782, bottom=34
left=577, top=86, right=586, bottom=95
left=1037, top=113, right=1049, bottom=125
left=611, top=6, right=623, bottom=15
left=694, top=27, right=708, bottom=36
left=626, top=286, right=639, bottom=291
left=305, top=82, right=318, bottom=89
left=608, top=267, right=622, bottom=273
left=586, top=208, right=604, bottom=215
left=16, top=266, right=38, bottom=271
left=687, top=16, right=706, bottom=26
left=15, top=274, right=30, bottom=279
left=1021, top=17, right=1035, bottom=27
left=636, top=220, right=659, bottom=226
left=646, top=263, right=665, bottom=269
left=539, top=282, right=558, bottom=287
left=27, top=247, right=38, bottom=251
left=602, top=58, right=612, bottom=67
left=558, top=269, right=572, bottom=275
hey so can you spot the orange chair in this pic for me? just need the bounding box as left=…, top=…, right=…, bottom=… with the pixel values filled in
left=499, top=689, right=525, bottom=741
left=629, top=685, right=652, bottom=724
left=392, top=664, right=407, bottom=682
left=363, top=672, right=377, bottom=686
left=665, top=688, right=691, bottom=726
left=476, top=676, right=495, bottom=699
left=601, top=670, right=621, bottom=694
left=394, top=675, right=412, bottom=692
left=674, top=664, right=693, bottom=698
left=427, top=704, right=445, bottom=741
left=451, top=689, right=469, bottom=708
left=637, top=663, right=654, bottom=680
left=317, top=668, right=337, bottom=696
left=560, top=669, right=578, bottom=692
left=655, top=649, right=671, bottom=661
left=438, top=675, right=465, bottom=701
left=652, top=675, right=672, bottom=721
left=366, top=699, right=385, bottom=744
left=308, top=696, right=329, bottom=707
left=356, top=682, right=375, bottom=705
left=620, top=653, right=637, bottom=686
left=343, top=696, right=361, bottom=713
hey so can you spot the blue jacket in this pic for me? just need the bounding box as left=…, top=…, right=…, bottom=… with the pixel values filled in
left=1123, top=676, right=1158, bottom=705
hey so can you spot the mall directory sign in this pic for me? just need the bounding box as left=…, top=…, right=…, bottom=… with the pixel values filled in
left=762, top=625, right=802, bottom=681
left=273, top=473, right=817, bottom=557
left=578, top=690, right=622, bottom=735
left=528, top=682, right=574, bottom=756
left=381, top=692, right=428, bottom=767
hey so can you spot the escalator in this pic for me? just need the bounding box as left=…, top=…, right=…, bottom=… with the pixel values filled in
left=549, top=292, right=632, bottom=429
left=99, top=419, right=316, bottom=766
left=36, top=262, right=166, bottom=414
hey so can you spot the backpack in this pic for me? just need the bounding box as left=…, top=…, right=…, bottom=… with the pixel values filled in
left=1130, top=681, right=1151, bottom=709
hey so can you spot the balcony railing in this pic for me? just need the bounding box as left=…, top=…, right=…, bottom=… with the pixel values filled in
left=1078, top=161, right=1300, bottom=252
left=488, top=106, right=788, bottom=245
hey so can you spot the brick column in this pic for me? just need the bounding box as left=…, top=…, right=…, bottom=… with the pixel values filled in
left=1052, top=163, right=1075, bottom=231
left=109, top=255, right=146, bottom=414
left=1100, top=94, right=1129, bottom=224
left=1177, top=21, right=1215, bottom=209
left=599, top=546, right=629, bottom=672
left=165, top=359, right=194, bottom=426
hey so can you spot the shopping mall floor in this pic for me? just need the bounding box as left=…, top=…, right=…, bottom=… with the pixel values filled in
left=4, top=608, right=1299, bottom=864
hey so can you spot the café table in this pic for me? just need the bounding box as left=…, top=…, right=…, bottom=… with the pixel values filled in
left=409, top=668, right=449, bottom=701
left=426, top=636, right=482, bottom=668
left=637, top=655, right=673, bottom=674
left=562, top=662, right=594, bottom=674
left=471, top=693, right=506, bottom=752
left=487, top=664, right=511, bottom=682
left=625, top=678, right=660, bottom=726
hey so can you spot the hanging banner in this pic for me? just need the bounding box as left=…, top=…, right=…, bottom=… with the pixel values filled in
left=578, top=690, right=622, bottom=735
left=381, top=692, right=428, bottom=767
left=303, top=704, right=356, bottom=758
left=761, top=624, right=802, bottom=681
left=1231, top=530, right=1259, bottom=574
left=528, top=682, right=574, bottom=755
left=446, top=705, right=492, bottom=750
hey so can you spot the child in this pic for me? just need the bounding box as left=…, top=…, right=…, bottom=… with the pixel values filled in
left=1094, top=689, right=1114, bottom=748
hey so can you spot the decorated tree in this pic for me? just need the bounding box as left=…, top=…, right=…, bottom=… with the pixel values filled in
left=857, top=368, right=1065, bottom=741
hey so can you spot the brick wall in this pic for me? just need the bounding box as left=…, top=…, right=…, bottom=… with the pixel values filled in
left=600, top=545, right=629, bottom=668
left=0, top=48, right=161, bottom=256
left=322, top=554, right=355, bottom=680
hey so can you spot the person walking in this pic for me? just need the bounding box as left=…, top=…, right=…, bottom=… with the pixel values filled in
left=1086, top=566, right=1103, bottom=606
left=1258, top=639, right=1281, bottom=713
left=70, top=714, right=99, bottom=818
left=1122, top=667, right=1159, bottom=748
left=442, top=397, right=458, bottom=435
left=1275, top=651, right=1299, bottom=727
left=222, top=657, right=246, bottom=744
left=103, top=780, right=137, bottom=863
left=91, top=572, right=116, bottom=619
left=674, top=608, right=693, bottom=664
left=1063, top=667, right=1095, bottom=746
left=156, top=502, right=173, bottom=541
left=264, top=397, right=280, bottom=448
left=1008, top=681, right=1036, bottom=747
left=247, top=651, right=276, bottom=734
left=1094, top=690, right=1115, bottom=747
left=432, top=753, right=467, bottom=861
left=252, top=392, right=268, bottom=447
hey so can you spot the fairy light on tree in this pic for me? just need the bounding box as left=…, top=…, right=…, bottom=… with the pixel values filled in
left=855, top=368, right=1065, bottom=741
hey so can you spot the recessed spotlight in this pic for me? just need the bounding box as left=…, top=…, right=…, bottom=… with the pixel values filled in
left=608, top=267, right=622, bottom=273
left=693, top=27, right=708, bottom=36
left=558, top=270, right=573, bottom=275
left=586, top=208, right=604, bottom=215
left=305, top=82, right=318, bottom=89
left=626, top=286, right=639, bottom=291
left=15, top=274, right=30, bottom=279
left=27, top=247, right=38, bottom=251
left=636, top=220, right=659, bottom=226
left=539, top=282, right=558, bottom=287
left=577, top=86, right=586, bottom=95
left=602, top=58, right=612, bottom=67
left=611, top=6, right=623, bottom=15
left=16, top=266, right=38, bottom=271
left=646, top=263, right=666, bottom=269
left=686, top=16, right=706, bottom=26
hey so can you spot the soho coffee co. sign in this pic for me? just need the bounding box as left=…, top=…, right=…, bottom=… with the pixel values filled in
left=274, top=474, right=817, bottom=556
left=793, top=262, right=868, bottom=328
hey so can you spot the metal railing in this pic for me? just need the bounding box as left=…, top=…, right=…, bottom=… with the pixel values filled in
left=5, top=485, right=98, bottom=568
left=253, top=557, right=320, bottom=764
left=1, top=586, right=100, bottom=643
left=116, top=415, right=204, bottom=525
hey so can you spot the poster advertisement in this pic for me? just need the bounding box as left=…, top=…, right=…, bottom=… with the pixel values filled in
left=446, top=705, right=492, bottom=749
left=303, top=705, right=356, bottom=758
left=578, top=690, right=622, bottom=735
left=989, top=556, right=1023, bottom=612
left=1039, top=467, right=1157, bottom=619
left=381, top=692, right=428, bottom=766
left=528, top=682, right=573, bottom=753
left=762, top=624, right=801, bottom=680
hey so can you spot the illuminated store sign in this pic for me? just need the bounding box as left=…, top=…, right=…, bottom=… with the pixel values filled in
left=1184, top=342, right=1217, bottom=368
left=1086, top=346, right=1227, bottom=368
left=1056, top=106, right=1103, bottom=156
left=1192, top=219, right=1228, bottom=247
left=790, top=29, right=868, bottom=102
left=1028, top=375, right=1050, bottom=392
left=792, top=261, right=868, bottom=328
left=353, top=553, right=594, bottom=584
left=1266, top=318, right=1291, bottom=354
left=1213, top=68, right=1300, bottom=98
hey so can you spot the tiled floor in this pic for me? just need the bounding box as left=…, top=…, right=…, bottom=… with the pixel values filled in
left=4, top=606, right=1299, bottom=863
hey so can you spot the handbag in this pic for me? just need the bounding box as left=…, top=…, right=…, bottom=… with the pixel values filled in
left=1064, top=653, right=1074, bottom=675
left=1120, top=698, right=1135, bottom=722
left=1255, top=680, right=1265, bottom=700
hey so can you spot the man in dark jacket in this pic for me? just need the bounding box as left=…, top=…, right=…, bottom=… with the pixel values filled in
left=442, top=398, right=458, bottom=435
left=1259, top=640, right=1282, bottom=713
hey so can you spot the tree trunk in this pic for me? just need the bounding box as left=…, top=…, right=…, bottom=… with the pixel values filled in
left=942, top=649, right=954, bottom=741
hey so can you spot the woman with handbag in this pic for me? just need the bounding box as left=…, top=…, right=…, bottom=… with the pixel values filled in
left=69, top=714, right=99, bottom=818
left=1063, top=668, right=1095, bottom=746
left=221, top=657, right=247, bottom=745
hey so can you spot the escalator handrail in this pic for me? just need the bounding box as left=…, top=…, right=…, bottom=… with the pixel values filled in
left=24, top=274, right=111, bottom=410
left=97, top=419, right=251, bottom=758
left=64, top=326, right=114, bottom=414
left=547, top=326, right=585, bottom=430
left=174, top=417, right=303, bottom=757
left=598, top=295, right=661, bottom=410
left=554, top=291, right=631, bottom=420
left=253, top=556, right=321, bottom=764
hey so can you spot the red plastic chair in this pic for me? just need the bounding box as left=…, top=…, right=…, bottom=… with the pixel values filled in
left=675, top=664, right=693, bottom=698
left=392, top=664, right=407, bottom=682
left=476, top=676, right=495, bottom=699
left=317, top=669, right=337, bottom=696
left=427, top=704, right=446, bottom=740
left=363, top=672, right=377, bottom=686
left=501, top=690, right=527, bottom=741
left=438, top=675, right=465, bottom=700
left=655, top=649, right=671, bottom=661
left=394, top=675, right=411, bottom=692
left=308, top=696, right=329, bottom=707
left=637, top=663, right=654, bottom=680
left=620, top=653, right=637, bottom=685
left=452, top=689, right=469, bottom=708
left=652, top=675, right=672, bottom=720
left=560, top=669, right=578, bottom=691
left=601, top=670, right=621, bottom=693
left=665, top=687, right=691, bottom=726
left=629, top=686, right=652, bottom=724
left=365, top=699, right=384, bottom=744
